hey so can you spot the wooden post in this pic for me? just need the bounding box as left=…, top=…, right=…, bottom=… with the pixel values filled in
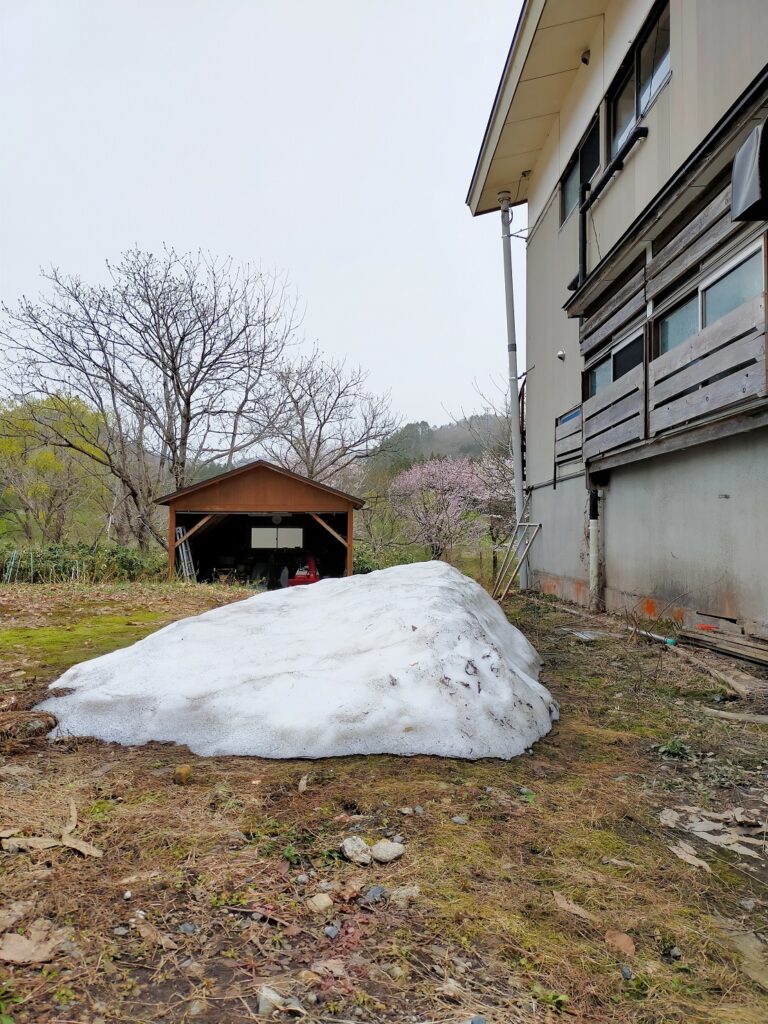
left=168, top=505, right=176, bottom=581
left=345, top=507, right=354, bottom=577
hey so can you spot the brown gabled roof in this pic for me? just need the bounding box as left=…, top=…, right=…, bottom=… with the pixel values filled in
left=155, top=459, right=365, bottom=509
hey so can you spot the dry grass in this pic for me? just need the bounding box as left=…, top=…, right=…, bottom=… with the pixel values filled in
left=0, top=584, right=766, bottom=1023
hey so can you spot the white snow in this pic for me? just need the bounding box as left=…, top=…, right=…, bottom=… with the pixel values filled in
left=38, top=561, right=558, bottom=759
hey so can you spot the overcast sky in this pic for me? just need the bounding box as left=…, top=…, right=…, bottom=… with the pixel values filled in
left=0, top=0, right=526, bottom=425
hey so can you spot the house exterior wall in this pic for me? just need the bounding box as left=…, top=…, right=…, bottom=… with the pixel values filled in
left=520, top=0, right=768, bottom=628
left=602, top=428, right=768, bottom=629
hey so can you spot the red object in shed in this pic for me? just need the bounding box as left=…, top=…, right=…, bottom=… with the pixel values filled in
left=287, top=556, right=321, bottom=587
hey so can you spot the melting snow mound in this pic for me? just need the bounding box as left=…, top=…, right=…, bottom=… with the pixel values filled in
left=39, top=561, right=558, bottom=759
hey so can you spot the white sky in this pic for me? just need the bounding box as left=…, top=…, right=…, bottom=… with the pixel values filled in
left=0, top=0, right=526, bottom=424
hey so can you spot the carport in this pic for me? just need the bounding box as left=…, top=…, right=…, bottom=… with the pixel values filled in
left=156, top=460, right=364, bottom=585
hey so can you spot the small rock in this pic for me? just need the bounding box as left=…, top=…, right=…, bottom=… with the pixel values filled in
left=324, top=925, right=340, bottom=939
left=370, top=839, right=405, bottom=864
left=340, top=836, right=372, bottom=866
left=178, top=922, right=199, bottom=935
left=390, top=884, right=420, bottom=909
left=172, top=764, right=192, bottom=786
left=227, top=830, right=248, bottom=846
left=669, top=946, right=683, bottom=960
left=621, top=964, right=633, bottom=980
left=385, top=962, right=405, bottom=979
left=469, top=1017, right=487, bottom=1024
left=257, top=986, right=286, bottom=1016
left=361, top=885, right=388, bottom=905
left=740, top=898, right=757, bottom=912
left=112, top=926, right=129, bottom=937
left=439, top=978, right=462, bottom=1001
left=188, top=1000, right=206, bottom=1017
left=318, top=880, right=337, bottom=892
left=296, top=873, right=310, bottom=885
left=297, top=969, right=321, bottom=988
left=451, top=816, right=468, bottom=825
left=392, top=834, right=405, bottom=845
left=414, top=805, right=425, bottom=816
left=399, top=806, right=413, bottom=815
left=306, top=893, right=334, bottom=914
left=122, top=890, right=132, bottom=900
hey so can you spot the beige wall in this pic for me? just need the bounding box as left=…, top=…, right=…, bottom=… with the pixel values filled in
left=529, top=0, right=768, bottom=236
left=525, top=196, right=583, bottom=485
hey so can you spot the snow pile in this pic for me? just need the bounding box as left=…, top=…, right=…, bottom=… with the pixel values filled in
left=39, top=561, right=558, bottom=759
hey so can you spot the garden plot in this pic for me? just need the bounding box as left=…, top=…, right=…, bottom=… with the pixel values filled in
left=38, top=562, right=558, bottom=758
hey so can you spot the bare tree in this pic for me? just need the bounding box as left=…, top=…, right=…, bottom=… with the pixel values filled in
left=261, top=348, right=398, bottom=482
left=1, top=249, right=297, bottom=549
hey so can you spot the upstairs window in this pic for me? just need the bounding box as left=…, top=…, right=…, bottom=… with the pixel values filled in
left=656, top=244, right=764, bottom=356
left=610, top=1, right=670, bottom=155
left=560, top=115, right=600, bottom=223
left=702, top=249, right=762, bottom=326
left=587, top=332, right=644, bottom=396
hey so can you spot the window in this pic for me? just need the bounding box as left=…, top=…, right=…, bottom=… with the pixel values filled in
left=609, top=1, right=670, bottom=155
left=251, top=527, right=304, bottom=549
left=612, top=334, right=644, bottom=379
left=560, top=115, right=601, bottom=223
left=659, top=294, right=698, bottom=355
left=587, top=333, right=644, bottom=396
left=703, top=250, right=763, bottom=326
left=587, top=356, right=612, bottom=396
left=657, top=245, right=764, bottom=356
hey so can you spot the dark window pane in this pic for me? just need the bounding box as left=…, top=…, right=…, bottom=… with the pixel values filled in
left=588, top=357, right=612, bottom=396
left=611, top=69, right=635, bottom=154
left=703, top=250, right=763, bottom=326
left=659, top=294, right=698, bottom=355
left=561, top=159, right=579, bottom=221
left=613, top=335, right=644, bottom=379
left=639, top=3, right=670, bottom=113
left=580, top=118, right=600, bottom=184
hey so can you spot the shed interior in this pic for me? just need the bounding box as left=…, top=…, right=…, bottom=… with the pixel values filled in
left=176, top=511, right=349, bottom=586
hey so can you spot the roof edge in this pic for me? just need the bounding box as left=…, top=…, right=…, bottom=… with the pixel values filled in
left=465, top=0, right=543, bottom=216
left=156, top=459, right=365, bottom=509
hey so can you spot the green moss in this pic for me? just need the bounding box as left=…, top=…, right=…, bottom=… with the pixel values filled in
left=0, top=612, right=164, bottom=675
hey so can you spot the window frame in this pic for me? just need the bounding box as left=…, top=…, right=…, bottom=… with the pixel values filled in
left=608, top=0, right=671, bottom=157
left=584, top=322, right=645, bottom=398
left=560, top=114, right=601, bottom=226
left=651, top=237, right=765, bottom=359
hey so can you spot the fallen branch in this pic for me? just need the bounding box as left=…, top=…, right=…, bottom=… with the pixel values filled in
left=671, top=645, right=756, bottom=698
left=701, top=707, right=768, bottom=726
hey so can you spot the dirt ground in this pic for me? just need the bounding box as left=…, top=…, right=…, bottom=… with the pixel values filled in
left=0, top=581, right=767, bottom=1023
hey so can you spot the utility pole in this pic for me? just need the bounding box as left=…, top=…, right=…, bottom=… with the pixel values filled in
left=498, top=191, right=527, bottom=589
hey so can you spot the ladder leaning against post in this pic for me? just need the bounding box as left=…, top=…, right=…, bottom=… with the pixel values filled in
left=174, top=526, right=196, bottom=581
left=491, top=494, right=541, bottom=602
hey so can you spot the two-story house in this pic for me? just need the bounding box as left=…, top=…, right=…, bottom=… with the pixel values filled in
left=468, top=0, right=768, bottom=633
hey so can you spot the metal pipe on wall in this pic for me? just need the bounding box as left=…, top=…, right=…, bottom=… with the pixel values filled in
left=498, top=191, right=528, bottom=590
left=588, top=488, right=601, bottom=612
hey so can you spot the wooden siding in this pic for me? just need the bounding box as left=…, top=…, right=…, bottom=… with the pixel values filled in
left=554, top=408, right=582, bottom=465
left=582, top=365, right=644, bottom=462
left=649, top=295, right=767, bottom=434
left=580, top=267, right=645, bottom=358
left=167, top=463, right=356, bottom=514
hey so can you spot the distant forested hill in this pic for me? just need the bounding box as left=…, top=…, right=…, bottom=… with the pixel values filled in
left=373, top=415, right=504, bottom=471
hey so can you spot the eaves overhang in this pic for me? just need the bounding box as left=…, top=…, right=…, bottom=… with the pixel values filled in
left=466, top=0, right=609, bottom=217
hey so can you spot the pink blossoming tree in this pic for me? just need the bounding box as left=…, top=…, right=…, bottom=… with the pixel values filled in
left=389, top=457, right=485, bottom=560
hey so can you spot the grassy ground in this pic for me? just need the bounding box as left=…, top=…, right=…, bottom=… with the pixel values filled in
left=0, top=583, right=766, bottom=1023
